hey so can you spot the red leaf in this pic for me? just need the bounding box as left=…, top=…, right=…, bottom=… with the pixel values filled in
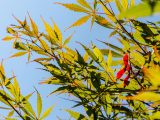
left=126, top=64, right=131, bottom=71
left=116, top=68, right=125, bottom=79
left=124, top=74, right=130, bottom=87
left=123, top=54, right=129, bottom=66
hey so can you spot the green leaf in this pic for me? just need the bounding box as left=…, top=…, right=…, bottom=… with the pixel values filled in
left=80, top=43, right=98, bottom=62
left=119, top=2, right=160, bottom=19
left=40, top=105, right=55, bottom=120
left=100, top=49, right=123, bottom=57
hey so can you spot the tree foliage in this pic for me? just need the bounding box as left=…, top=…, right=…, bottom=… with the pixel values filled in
left=1, top=0, right=160, bottom=119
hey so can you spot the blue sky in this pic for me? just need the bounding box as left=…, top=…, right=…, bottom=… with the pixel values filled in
left=0, top=0, right=111, bottom=119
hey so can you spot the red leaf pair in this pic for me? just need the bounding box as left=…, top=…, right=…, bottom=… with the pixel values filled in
left=116, top=54, right=131, bottom=87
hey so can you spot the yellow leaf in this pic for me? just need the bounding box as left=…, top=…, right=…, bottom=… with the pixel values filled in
left=130, top=0, right=135, bottom=7
left=100, top=2, right=115, bottom=22
left=55, top=3, right=89, bottom=13
left=63, top=32, right=74, bottom=46
left=122, top=0, right=128, bottom=10
left=28, top=15, right=39, bottom=35
left=67, top=15, right=90, bottom=29
left=77, top=0, right=92, bottom=10
left=39, top=39, right=50, bottom=52
left=52, top=20, right=62, bottom=44
left=107, top=50, right=112, bottom=67
left=150, top=111, right=160, bottom=119
left=142, top=65, right=160, bottom=87
left=2, top=36, right=14, bottom=41
left=10, top=51, right=28, bottom=58
left=122, top=92, right=160, bottom=102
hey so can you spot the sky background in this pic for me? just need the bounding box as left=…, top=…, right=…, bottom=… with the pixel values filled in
left=0, top=0, right=157, bottom=119
left=0, top=0, right=110, bottom=119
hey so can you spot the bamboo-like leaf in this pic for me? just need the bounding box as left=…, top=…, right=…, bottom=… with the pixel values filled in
left=65, top=109, right=87, bottom=120
left=63, top=32, right=74, bottom=46
left=92, top=44, right=104, bottom=63
left=142, top=65, right=160, bottom=87
left=130, top=0, right=135, bottom=7
left=55, top=3, right=89, bottom=13
left=121, top=0, right=128, bottom=10
left=115, top=0, right=123, bottom=12
left=119, top=1, right=160, bottom=19
left=80, top=43, right=98, bottom=62
left=2, top=36, right=14, bottom=41
left=100, top=1, right=115, bottom=22
left=52, top=20, right=62, bottom=44
left=107, top=50, right=112, bottom=67
left=10, top=51, right=28, bottom=58
left=13, top=77, right=20, bottom=99
left=28, top=15, right=39, bottom=35
left=150, top=111, right=160, bottom=119
left=101, top=49, right=123, bottom=57
left=37, top=91, right=42, bottom=118
left=122, top=92, right=160, bottom=102
left=40, top=105, right=55, bottom=120
left=42, top=18, right=57, bottom=44
left=67, top=15, right=90, bottom=29
left=7, top=110, right=14, bottom=117
left=77, top=0, right=92, bottom=10
left=39, top=39, right=50, bottom=52
left=28, top=44, right=47, bottom=55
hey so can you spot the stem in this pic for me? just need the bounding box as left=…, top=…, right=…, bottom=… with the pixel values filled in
left=99, top=0, right=147, bottom=54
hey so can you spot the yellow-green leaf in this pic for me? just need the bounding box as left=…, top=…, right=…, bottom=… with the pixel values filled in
left=37, top=92, right=42, bottom=118
left=130, top=0, right=135, bottom=7
left=115, top=0, right=123, bottom=12
left=107, top=50, right=112, bottom=67
left=40, top=105, right=55, bottom=120
left=100, top=2, right=115, bottom=22
left=67, top=15, right=90, bottom=29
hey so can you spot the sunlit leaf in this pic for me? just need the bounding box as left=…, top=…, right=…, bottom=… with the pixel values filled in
left=55, top=3, right=89, bottom=13
left=40, top=105, right=55, bottom=120
left=67, top=15, right=90, bottom=29
left=122, top=92, right=160, bottom=102
left=10, top=51, right=28, bottom=58
left=37, top=91, right=42, bottom=118
left=77, top=0, right=92, bottom=10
